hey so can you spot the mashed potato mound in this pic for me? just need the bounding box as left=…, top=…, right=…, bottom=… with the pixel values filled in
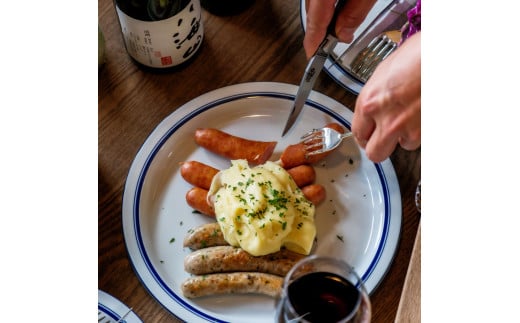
left=207, top=159, right=316, bottom=256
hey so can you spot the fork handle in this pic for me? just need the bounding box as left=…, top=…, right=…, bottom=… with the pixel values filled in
left=341, top=132, right=354, bottom=140
left=327, top=0, right=348, bottom=37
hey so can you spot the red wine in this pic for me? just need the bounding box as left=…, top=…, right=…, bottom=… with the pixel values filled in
left=287, top=271, right=361, bottom=323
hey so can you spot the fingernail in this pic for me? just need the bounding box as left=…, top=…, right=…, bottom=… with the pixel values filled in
left=337, top=27, right=355, bottom=43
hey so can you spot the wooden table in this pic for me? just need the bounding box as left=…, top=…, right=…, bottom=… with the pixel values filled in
left=98, top=1, right=421, bottom=322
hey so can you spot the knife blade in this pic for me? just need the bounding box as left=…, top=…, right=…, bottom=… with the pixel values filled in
left=281, top=35, right=337, bottom=136
left=281, top=0, right=347, bottom=137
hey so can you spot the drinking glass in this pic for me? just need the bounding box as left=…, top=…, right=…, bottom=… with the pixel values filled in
left=275, top=255, right=371, bottom=323
left=415, top=179, right=421, bottom=213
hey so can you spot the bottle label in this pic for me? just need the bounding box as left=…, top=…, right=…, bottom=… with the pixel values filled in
left=115, top=0, right=203, bottom=68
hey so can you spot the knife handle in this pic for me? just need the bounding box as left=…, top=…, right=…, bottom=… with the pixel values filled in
left=327, top=0, right=348, bottom=37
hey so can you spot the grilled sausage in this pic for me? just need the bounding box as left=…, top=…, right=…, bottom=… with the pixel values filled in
left=184, top=245, right=305, bottom=276
left=186, top=187, right=215, bottom=217
left=186, top=182, right=324, bottom=218
left=280, top=122, right=346, bottom=169
left=180, top=161, right=219, bottom=190
left=301, top=184, right=326, bottom=206
left=181, top=272, right=283, bottom=298
left=286, top=164, right=316, bottom=187
left=183, top=222, right=228, bottom=250
left=182, top=160, right=315, bottom=190
left=194, top=128, right=277, bottom=165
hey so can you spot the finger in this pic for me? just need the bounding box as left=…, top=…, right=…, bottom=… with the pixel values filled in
left=351, top=96, right=377, bottom=149
left=351, top=114, right=374, bottom=149
left=303, top=0, right=337, bottom=58
left=351, top=110, right=375, bottom=149
left=398, top=135, right=421, bottom=151
left=335, top=0, right=378, bottom=43
left=364, top=126, right=399, bottom=163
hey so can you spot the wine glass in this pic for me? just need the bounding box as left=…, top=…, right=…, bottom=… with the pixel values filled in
left=415, top=179, right=421, bottom=213
left=275, top=255, right=371, bottom=323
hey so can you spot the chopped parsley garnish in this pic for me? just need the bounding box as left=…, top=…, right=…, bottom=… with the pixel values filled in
left=268, top=189, right=289, bottom=210
left=245, top=178, right=254, bottom=187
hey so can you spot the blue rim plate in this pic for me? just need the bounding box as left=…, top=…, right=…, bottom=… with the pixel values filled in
left=299, top=0, right=399, bottom=95
left=122, top=82, right=401, bottom=323
left=98, top=290, right=142, bottom=323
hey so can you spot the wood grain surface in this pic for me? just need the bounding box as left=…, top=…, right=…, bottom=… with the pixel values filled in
left=98, top=1, right=421, bottom=322
left=395, top=223, right=421, bottom=323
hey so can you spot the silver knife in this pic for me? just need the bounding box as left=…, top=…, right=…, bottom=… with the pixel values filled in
left=281, top=0, right=347, bottom=137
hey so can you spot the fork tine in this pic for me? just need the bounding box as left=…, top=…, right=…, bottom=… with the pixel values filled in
left=305, top=148, right=325, bottom=157
left=350, top=35, right=385, bottom=73
left=303, top=141, right=324, bottom=151
left=301, top=134, right=324, bottom=145
left=365, top=40, right=395, bottom=69
left=349, top=31, right=400, bottom=82
left=300, top=129, right=322, bottom=140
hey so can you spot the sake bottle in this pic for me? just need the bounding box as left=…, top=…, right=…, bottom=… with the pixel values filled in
left=114, top=0, right=204, bottom=70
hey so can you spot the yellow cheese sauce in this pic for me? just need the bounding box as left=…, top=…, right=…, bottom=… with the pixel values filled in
left=207, top=160, right=316, bottom=256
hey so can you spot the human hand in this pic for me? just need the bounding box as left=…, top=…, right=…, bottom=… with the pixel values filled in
left=303, top=0, right=377, bottom=59
left=351, top=32, right=421, bottom=163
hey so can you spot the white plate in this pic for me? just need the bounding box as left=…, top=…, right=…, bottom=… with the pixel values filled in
left=299, top=0, right=414, bottom=94
left=122, top=82, right=401, bottom=323
left=98, top=290, right=142, bottom=323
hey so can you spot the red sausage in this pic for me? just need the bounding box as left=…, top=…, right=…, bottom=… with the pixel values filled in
left=279, top=143, right=308, bottom=169
left=182, top=160, right=315, bottom=190
left=301, top=184, right=326, bottom=206
left=194, top=128, right=277, bottom=165
left=186, top=181, right=324, bottom=216
left=186, top=187, right=215, bottom=217
left=280, top=122, right=346, bottom=169
left=286, top=165, right=315, bottom=187
left=180, top=161, right=220, bottom=190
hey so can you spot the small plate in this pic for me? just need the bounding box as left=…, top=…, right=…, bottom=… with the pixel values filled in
left=98, top=290, right=142, bottom=323
left=299, top=0, right=415, bottom=94
left=122, top=82, right=402, bottom=322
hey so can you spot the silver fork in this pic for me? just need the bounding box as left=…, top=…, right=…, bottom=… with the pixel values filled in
left=300, top=127, right=354, bottom=156
left=348, top=30, right=401, bottom=82
left=98, top=309, right=132, bottom=323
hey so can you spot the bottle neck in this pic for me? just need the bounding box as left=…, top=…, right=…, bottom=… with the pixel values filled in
left=115, top=0, right=191, bottom=21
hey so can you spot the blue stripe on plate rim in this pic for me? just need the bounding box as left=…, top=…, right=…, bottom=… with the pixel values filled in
left=298, top=0, right=365, bottom=95
left=130, top=91, right=391, bottom=322
left=99, top=303, right=125, bottom=322
left=323, top=60, right=365, bottom=95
